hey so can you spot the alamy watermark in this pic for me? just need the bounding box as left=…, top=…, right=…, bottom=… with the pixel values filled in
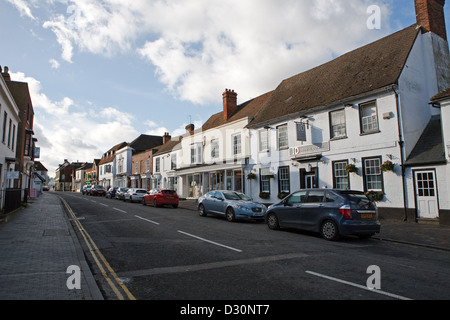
left=367, top=5, right=381, bottom=30
left=366, top=265, right=381, bottom=290
left=66, top=265, right=81, bottom=290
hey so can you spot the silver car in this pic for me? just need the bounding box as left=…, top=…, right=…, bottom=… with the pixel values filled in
left=124, top=188, right=147, bottom=202
left=197, top=190, right=267, bottom=222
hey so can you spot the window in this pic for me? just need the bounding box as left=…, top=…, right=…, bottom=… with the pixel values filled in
left=277, top=124, right=288, bottom=149
left=190, top=143, right=202, bottom=164
left=363, top=157, right=383, bottom=191
left=2, top=111, right=7, bottom=143
left=7, top=119, right=12, bottom=148
left=286, top=190, right=307, bottom=205
left=259, top=129, right=269, bottom=152
left=259, top=168, right=271, bottom=194
left=278, top=166, right=290, bottom=194
left=211, top=139, right=219, bottom=159
left=305, top=190, right=325, bottom=203
left=134, top=162, right=138, bottom=174
left=11, top=125, right=15, bottom=151
left=330, top=109, right=346, bottom=138
left=360, top=102, right=379, bottom=134
left=155, top=157, right=160, bottom=172
left=232, top=134, right=241, bottom=155
left=333, top=160, right=350, bottom=190
left=146, top=159, right=150, bottom=172
left=171, top=153, right=177, bottom=170
left=296, top=122, right=307, bottom=141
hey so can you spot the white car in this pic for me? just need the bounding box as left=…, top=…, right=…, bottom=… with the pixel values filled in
left=124, top=188, right=147, bottom=202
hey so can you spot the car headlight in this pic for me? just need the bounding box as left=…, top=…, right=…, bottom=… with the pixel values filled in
left=234, top=204, right=251, bottom=211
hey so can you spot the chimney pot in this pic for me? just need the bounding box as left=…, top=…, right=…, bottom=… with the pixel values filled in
left=163, top=132, right=171, bottom=144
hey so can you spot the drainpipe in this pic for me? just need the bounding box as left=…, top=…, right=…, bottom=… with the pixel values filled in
left=393, top=86, right=409, bottom=222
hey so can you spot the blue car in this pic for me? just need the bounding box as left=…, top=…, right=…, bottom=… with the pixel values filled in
left=266, top=189, right=380, bottom=241
left=198, top=190, right=267, bottom=222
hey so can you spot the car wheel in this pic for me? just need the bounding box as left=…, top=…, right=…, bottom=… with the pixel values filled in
left=320, top=220, right=339, bottom=241
left=153, top=199, right=158, bottom=207
left=226, top=207, right=235, bottom=222
left=172, top=204, right=178, bottom=209
left=142, top=198, right=146, bottom=206
left=267, top=213, right=280, bottom=230
left=198, top=204, right=207, bottom=216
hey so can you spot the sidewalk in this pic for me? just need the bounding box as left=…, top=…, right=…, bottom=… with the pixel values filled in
left=0, top=192, right=103, bottom=300
left=0, top=195, right=449, bottom=300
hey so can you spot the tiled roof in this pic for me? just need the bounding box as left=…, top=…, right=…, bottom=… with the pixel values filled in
left=99, top=141, right=128, bottom=165
left=201, top=90, right=274, bottom=132
left=249, top=24, right=420, bottom=127
left=405, top=115, right=446, bottom=166
left=431, top=87, right=450, bottom=102
left=153, top=138, right=182, bottom=156
left=128, top=134, right=163, bottom=152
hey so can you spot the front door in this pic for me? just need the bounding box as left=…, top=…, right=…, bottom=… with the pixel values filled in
left=414, top=170, right=439, bottom=219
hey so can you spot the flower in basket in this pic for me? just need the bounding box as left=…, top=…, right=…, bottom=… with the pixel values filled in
left=366, top=190, right=384, bottom=202
left=247, top=173, right=257, bottom=180
left=259, top=192, right=270, bottom=199
left=380, top=160, right=395, bottom=172
left=345, top=164, right=358, bottom=174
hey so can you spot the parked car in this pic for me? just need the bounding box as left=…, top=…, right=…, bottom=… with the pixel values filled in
left=265, top=189, right=380, bottom=241
left=197, top=190, right=267, bottom=222
left=90, top=185, right=106, bottom=196
left=142, top=188, right=179, bottom=208
left=82, top=185, right=92, bottom=195
left=42, top=185, right=50, bottom=191
left=115, top=188, right=128, bottom=200
left=106, top=187, right=118, bottom=199
left=124, top=188, right=147, bottom=202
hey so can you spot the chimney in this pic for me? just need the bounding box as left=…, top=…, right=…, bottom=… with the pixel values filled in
left=163, top=132, right=171, bottom=144
left=1, top=66, right=11, bottom=81
left=223, top=89, right=238, bottom=121
left=415, top=0, right=447, bottom=40
left=185, top=124, right=195, bottom=135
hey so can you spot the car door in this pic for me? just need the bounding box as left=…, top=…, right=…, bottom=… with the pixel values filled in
left=276, top=190, right=307, bottom=229
left=212, top=191, right=227, bottom=215
left=201, top=191, right=216, bottom=213
left=300, top=190, right=326, bottom=230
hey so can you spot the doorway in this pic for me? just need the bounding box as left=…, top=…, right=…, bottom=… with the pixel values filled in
left=300, top=167, right=318, bottom=189
left=414, top=170, right=439, bottom=219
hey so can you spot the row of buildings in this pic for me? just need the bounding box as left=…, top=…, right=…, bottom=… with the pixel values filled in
left=0, top=66, right=47, bottom=215
left=59, top=0, right=450, bottom=225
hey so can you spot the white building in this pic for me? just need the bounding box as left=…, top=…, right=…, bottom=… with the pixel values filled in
left=0, top=68, right=20, bottom=212
left=151, top=137, right=182, bottom=191
left=246, top=0, right=450, bottom=224
left=98, top=142, right=127, bottom=189
left=175, top=90, right=272, bottom=199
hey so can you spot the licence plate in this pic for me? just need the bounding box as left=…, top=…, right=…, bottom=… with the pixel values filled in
left=167, top=196, right=173, bottom=199
left=253, top=213, right=263, bottom=217
left=361, top=214, right=373, bottom=219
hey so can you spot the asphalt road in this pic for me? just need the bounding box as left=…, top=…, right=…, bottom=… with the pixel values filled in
left=59, top=192, right=450, bottom=302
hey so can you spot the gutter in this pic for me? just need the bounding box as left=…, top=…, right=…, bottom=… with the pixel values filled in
left=392, top=85, right=409, bottom=222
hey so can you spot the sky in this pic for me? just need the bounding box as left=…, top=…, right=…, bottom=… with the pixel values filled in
left=1, top=0, right=449, bottom=177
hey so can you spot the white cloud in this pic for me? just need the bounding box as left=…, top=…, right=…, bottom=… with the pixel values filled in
left=49, top=58, right=60, bottom=69
left=11, top=72, right=139, bottom=175
left=40, top=0, right=393, bottom=105
left=6, top=0, right=36, bottom=20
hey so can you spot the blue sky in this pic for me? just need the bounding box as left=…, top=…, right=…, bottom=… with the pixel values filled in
left=1, top=0, right=449, bottom=175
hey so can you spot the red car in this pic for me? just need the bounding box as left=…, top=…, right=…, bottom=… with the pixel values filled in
left=90, top=185, right=106, bottom=196
left=142, top=188, right=179, bottom=208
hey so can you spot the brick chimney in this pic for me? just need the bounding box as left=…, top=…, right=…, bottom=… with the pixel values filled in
left=415, top=0, right=447, bottom=40
left=185, top=124, right=194, bottom=135
left=223, top=89, right=238, bottom=121
left=163, top=132, right=171, bottom=144
left=1, top=66, right=11, bottom=81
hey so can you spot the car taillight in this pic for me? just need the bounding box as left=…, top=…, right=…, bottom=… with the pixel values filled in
left=339, top=205, right=352, bottom=219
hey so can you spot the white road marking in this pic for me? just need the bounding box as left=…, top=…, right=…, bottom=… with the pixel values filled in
left=305, top=271, right=412, bottom=300
left=113, top=208, right=127, bottom=213
left=135, top=215, right=160, bottom=225
left=178, top=230, right=243, bottom=253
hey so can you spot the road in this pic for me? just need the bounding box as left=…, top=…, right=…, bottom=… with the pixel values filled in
left=59, top=192, right=450, bottom=303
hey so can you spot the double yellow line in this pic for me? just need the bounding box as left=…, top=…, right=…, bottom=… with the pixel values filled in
left=60, top=197, right=136, bottom=300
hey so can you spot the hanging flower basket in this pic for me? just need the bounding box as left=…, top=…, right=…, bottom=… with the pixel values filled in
left=259, top=192, right=270, bottom=199
left=247, top=173, right=257, bottom=180
left=366, top=191, right=384, bottom=202
left=381, top=160, right=395, bottom=172
left=345, top=164, right=358, bottom=174
left=278, top=192, right=290, bottom=200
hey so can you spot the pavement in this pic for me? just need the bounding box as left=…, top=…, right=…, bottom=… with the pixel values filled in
left=0, top=191, right=449, bottom=300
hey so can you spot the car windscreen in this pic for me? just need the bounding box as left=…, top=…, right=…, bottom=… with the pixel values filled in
left=223, top=191, right=251, bottom=201
left=136, top=190, right=147, bottom=193
left=162, top=190, right=176, bottom=195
